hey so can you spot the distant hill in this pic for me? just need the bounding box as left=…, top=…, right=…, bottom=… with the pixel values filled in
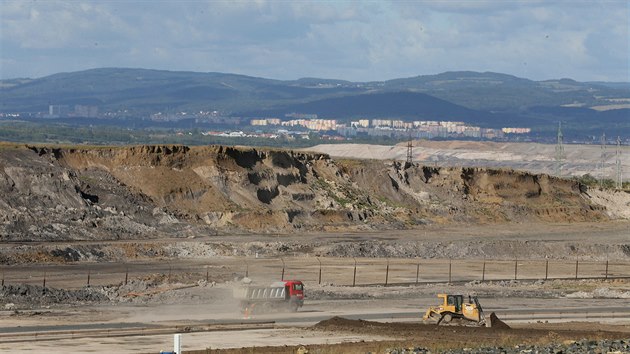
left=0, top=68, right=363, bottom=113
left=240, top=91, right=549, bottom=128
left=381, top=71, right=627, bottom=111
left=1, top=68, right=628, bottom=134
left=587, top=81, right=630, bottom=90
left=241, top=91, right=476, bottom=119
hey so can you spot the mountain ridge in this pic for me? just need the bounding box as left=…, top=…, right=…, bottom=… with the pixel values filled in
left=1, top=67, right=629, bottom=135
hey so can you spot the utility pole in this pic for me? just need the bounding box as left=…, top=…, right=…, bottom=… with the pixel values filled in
left=615, top=136, right=622, bottom=190
left=555, top=122, right=565, bottom=177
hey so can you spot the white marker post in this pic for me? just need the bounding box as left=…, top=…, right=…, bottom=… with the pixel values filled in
left=174, top=333, right=182, bottom=354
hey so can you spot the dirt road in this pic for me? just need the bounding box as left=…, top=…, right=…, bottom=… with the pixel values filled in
left=1, top=295, right=630, bottom=353
left=2, top=222, right=630, bottom=352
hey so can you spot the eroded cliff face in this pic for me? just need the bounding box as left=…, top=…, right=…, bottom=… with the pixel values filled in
left=0, top=144, right=610, bottom=241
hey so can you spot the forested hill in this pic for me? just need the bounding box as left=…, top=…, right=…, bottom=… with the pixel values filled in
left=1, top=68, right=629, bottom=132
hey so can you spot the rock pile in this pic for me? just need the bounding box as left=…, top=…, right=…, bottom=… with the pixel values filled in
left=0, top=284, right=106, bottom=307
left=384, top=339, right=630, bottom=353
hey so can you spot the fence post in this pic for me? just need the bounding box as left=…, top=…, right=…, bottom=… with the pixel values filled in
left=125, top=266, right=129, bottom=285
left=575, top=257, right=579, bottom=280
left=385, top=258, right=389, bottom=286
left=514, top=258, right=518, bottom=280
left=604, top=260, right=609, bottom=280
left=280, top=258, right=285, bottom=281
left=1, top=270, right=4, bottom=287
left=87, top=270, right=91, bottom=287
left=448, top=259, right=452, bottom=284
left=206, top=266, right=209, bottom=282
left=317, top=257, right=322, bottom=285
left=545, top=260, right=549, bottom=280
left=482, top=258, right=486, bottom=282
left=352, top=257, right=357, bottom=287
left=415, top=263, right=420, bottom=285
left=43, top=271, right=46, bottom=288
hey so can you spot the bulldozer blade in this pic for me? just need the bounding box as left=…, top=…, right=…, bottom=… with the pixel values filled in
left=487, top=312, right=510, bottom=329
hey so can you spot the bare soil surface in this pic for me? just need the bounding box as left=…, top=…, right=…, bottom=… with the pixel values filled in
left=1, top=229, right=630, bottom=353
left=156, top=318, right=630, bottom=354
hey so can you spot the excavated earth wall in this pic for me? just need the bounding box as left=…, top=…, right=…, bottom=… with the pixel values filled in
left=0, top=144, right=622, bottom=244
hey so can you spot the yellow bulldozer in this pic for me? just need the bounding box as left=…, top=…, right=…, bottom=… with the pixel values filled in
left=423, top=294, right=490, bottom=327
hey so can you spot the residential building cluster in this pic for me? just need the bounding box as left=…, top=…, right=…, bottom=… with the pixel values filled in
left=250, top=118, right=281, bottom=126
left=282, top=119, right=338, bottom=131
left=502, top=127, right=532, bottom=134
left=151, top=110, right=221, bottom=122
left=46, top=104, right=99, bottom=118
left=202, top=130, right=310, bottom=140
left=251, top=117, right=339, bottom=131
left=0, top=113, right=22, bottom=118
left=73, top=105, right=99, bottom=118
left=249, top=116, right=531, bottom=140
left=285, top=113, right=318, bottom=119
left=3, top=103, right=535, bottom=142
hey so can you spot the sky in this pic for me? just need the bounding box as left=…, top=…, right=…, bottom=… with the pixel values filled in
left=1, top=1, right=628, bottom=82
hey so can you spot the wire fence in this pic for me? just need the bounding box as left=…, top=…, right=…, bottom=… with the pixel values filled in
left=2, top=257, right=629, bottom=290
left=264, top=257, right=630, bottom=286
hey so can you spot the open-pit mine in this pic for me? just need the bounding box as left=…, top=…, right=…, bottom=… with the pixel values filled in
left=0, top=143, right=629, bottom=353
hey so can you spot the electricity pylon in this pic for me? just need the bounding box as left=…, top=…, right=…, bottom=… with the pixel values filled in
left=555, top=122, right=565, bottom=177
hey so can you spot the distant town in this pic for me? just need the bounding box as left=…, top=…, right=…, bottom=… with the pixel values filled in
left=1, top=105, right=534, bottom=142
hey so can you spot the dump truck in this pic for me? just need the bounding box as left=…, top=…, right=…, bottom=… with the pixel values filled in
left=423, top=294, right=489, bottom=327
left=233, top=280, right=304, bottom=314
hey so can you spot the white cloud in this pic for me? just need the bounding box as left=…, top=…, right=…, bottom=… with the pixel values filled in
left=0, top=1, right=627, bottom=81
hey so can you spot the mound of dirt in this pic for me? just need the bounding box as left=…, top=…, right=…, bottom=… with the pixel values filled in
left=312, top=316, right=512, bottom=337
left=313, top=316, right=375, bottom=331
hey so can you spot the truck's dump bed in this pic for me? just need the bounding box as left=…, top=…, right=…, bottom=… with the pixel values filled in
left=233, top=286, right=286, bottom=301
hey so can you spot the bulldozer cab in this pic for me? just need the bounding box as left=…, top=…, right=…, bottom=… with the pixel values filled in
left=437, top=294, right=463, bottom=312
left=445, top=294, right=463, bottom=312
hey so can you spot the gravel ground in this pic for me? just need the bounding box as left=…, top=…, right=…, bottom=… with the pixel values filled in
left=384, top=339, right=630, bottom=354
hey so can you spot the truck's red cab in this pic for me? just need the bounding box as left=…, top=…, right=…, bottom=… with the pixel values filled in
left=283, top=280, right=305, bottom=309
